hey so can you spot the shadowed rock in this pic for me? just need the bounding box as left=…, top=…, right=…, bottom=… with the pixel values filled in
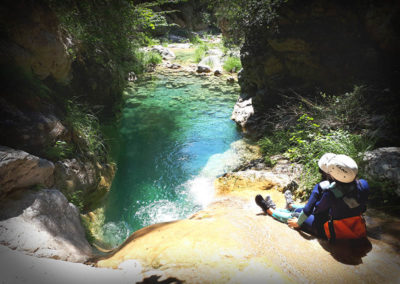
left=0, top=189, right=92, bottom=262
left=0, top=146, right=54, bottom=198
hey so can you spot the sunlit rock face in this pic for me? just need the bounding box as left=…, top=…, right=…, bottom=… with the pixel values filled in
left=97, top=165, right=400, bottom=283
left=237, top=0, right=400, bottom=129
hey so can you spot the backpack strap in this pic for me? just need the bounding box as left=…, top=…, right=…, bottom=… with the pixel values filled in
left=328, top=217, right=336, bottom=243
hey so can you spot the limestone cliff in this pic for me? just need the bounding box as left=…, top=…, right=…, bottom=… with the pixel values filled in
left=235, top=0, right=400, bottom=132
left=0, top=0, right=116, bottom=258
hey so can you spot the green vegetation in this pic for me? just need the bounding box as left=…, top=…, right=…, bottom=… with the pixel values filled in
left=223, top=56, right=242, bottom=72
left=258, top=86, right=376, bottom=198
left=45, top=140, right=74, bottom=161
left=194, top=43, right=209, bottom=62
left=43, top=0, right=175, bottom=115
left=64, top=100, right=108, bottom=163
left=212, top=0, right=287, bottom=45
left=189, top=34, right=203, bottom=45
left=132, top=50, right=163, bottom=73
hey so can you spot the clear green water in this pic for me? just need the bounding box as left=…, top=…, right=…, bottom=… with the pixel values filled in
left=102, top=72, right=242, bottom=246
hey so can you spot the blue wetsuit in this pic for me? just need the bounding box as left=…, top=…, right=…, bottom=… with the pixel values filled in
left=301, top=179, right=369, bottom=237
left=271, top=181, right=330, bottom=223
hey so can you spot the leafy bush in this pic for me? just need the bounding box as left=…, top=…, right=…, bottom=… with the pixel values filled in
left=212, top=0, right=287, bottom=45
left=258, top=87, right=377, bottom=198
left=189, top=34, right=203, bottom=45
left=194, top=44, right=209, bottom=63
left=132, top=50, right=162, bottom=73
left=144, top=51, right=163, bottom=65
left=65, top=100, right=107, bottom=162
left=45, top=140, right=74, bottom=161
left=223, top=56, right=242, bottom=72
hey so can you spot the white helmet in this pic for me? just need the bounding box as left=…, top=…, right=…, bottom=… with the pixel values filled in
left=327, top=154, right=358, bottom=183
left=318, top=153, right=336, bottom=173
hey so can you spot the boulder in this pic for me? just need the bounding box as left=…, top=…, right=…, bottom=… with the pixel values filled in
left=196, top=64, right=211, bottom=73
left=0, top=146, right=54, bottom=199
left=231, top=98, right=254, bottom=128
left=198, top=55, right=222, bottom=73
left=165, top=62, right=181, bottom=69
left=363, top=147, right=400, bottom=196
left=0, top=98, right=68, bottom=157
left=0, top=189, right=92, bottom=262
left=214, top=69, right=222, bottom=76
left=227, top=76, right=235, bottom=83
left=151, top=45, right=175, bottom=60
left=54, top=158, right=115, bottom=210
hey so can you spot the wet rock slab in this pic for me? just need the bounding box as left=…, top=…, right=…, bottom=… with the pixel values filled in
left=97, top=169, right=400, bottom=283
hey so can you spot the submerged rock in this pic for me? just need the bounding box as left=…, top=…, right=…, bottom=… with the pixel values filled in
left=0, top=146, right=54, bottom=199
left=0, top=189, right=92, bottom=262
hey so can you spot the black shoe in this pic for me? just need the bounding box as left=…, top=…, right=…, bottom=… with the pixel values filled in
left=255, top=194, right=276, bottom=213
left=284, top=190, right=294, bottom=209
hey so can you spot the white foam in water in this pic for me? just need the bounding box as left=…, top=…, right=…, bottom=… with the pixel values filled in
left=183, top=139, right=249, bottom=208
left=134, top=200, right=182, bottom=227
left=184, top=176, right=215, bottom=208
left=132, top=139, right=252, bottom=229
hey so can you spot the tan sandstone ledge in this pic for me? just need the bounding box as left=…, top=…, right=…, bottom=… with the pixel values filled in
left=96, top=169, right=400, bottom=283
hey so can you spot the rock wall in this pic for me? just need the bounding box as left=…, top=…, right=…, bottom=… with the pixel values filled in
left=235, top=0, right=400, bottom=129
left=363, top=147, right=400, bottom=197
left=0, top=0, right=117, bottom=260
left=0, top=0, right=71, bottom=82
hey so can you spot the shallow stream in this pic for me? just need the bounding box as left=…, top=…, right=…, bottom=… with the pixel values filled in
left=102, top=72, right=248, bottom=246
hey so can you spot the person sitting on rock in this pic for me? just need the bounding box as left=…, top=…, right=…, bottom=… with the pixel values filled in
left=287, top=154, right=369, bottom=239
left=255, top=152, right=336, bottom=225
left=256, top=154, right=369, bottom=239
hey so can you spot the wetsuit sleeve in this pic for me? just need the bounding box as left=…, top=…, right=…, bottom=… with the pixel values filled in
left=313, top=190, right=334, bottom=215
left=297, top=211, right=308, bottom=226
left=357, top=179, right=369, bottom=213
left=358, top=179, right=369, bottom=204
left=302, top=184, right=321, bottom=216
left=296, top=184, right=320, bottom=226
